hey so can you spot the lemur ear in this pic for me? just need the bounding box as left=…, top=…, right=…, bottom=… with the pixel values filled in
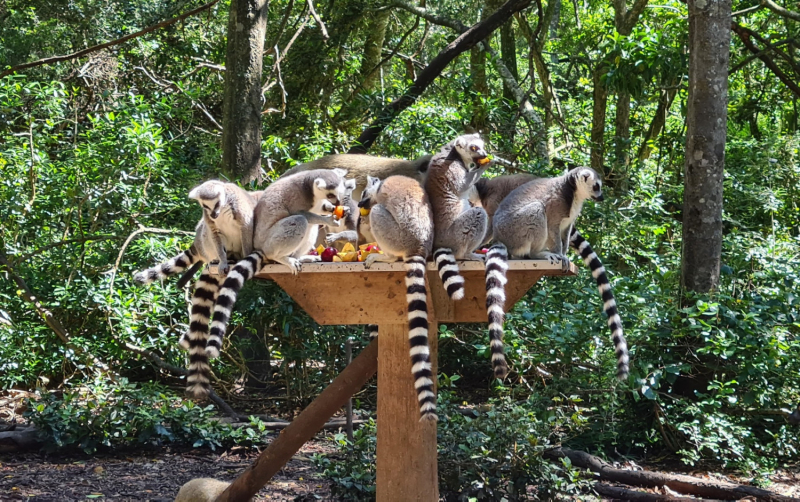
left=455, top=137, right=466, bottom=148
left=332, top=168, right=348, bottom=179
left=367, top=175, right=380, bottom=187
left=314, top=178, right=327, bottom=190
left=345, top=178, right=357, bottom=190
left=188, top=186, right=201, bottom=200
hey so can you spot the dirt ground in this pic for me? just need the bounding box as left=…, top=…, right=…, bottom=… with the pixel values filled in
left=0, top=441, right=335, bottom=501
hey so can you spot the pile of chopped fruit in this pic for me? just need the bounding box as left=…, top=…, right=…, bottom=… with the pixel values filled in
left=313, top=242, right=383, bottom=263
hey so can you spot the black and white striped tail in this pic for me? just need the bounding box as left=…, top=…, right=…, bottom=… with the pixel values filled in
left=205, top=251, right=265, bottom=359
left=434, top=248, right=465, bottom=301
left=365, top=324, right=379, bottom=340
left=485, top=244, right=510, bottom=378
left=184, top=270, right=221, bottom=398
left=569, top=230, right=630, bottom=380
left=405, top=256, right=437, bottom=421
left=134, top=246, right=199, bottom=285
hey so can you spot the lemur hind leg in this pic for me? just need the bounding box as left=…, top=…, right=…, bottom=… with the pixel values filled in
left=449, top=206, right=488, bottom=259
left=262, top=215, right=315, bottom=274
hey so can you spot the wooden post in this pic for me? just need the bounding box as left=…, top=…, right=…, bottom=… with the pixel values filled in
left=345, top=339, right=354, bottom=442
left=215, top=341, right=378, bottom=502
left=376, top=323, right=439, bottom=501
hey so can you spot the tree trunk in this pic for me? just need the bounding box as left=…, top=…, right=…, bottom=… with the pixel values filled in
left=637, top=85, right=678, bottom=161
left=470, top=46, right=489, bottom=129
left=221, top=0, right=269, bottom=184
left=359, top=9, right=391, bottom=91
left=590, top=65, right=609, bottom=172
left=499, top=18, right=518, bottom=103
left=613, top=90, right=631, bottom=178
left=680, top=0, right=731, bottom=294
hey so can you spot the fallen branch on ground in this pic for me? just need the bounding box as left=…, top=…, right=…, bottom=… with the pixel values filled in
left=592, top=483, right=713, bottom=501
left=544, top=447, right=794, bottom=501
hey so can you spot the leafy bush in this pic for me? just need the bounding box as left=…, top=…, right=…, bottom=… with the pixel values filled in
left=316, top=390, right=590, bottom=501
left=24, top=378, right=274, bottom=453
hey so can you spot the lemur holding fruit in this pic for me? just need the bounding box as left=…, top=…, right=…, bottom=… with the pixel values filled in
left=424, top=133, right=492, bottom=301
left=471, top=173, right=628, bottom=380
left=185, top=169, right=353, bottom=398
left=324, top=175, right=360, bottom=247
left=359, top=175, right=437, bottom=421
left=486, top=167, right=629, bottom=380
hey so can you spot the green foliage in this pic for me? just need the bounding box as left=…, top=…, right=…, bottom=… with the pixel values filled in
left=316, top=391, right=591, bottom=500
left=24, top=378, right=275, bottom=453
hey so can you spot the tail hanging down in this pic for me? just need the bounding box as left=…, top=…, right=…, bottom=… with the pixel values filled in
left=484, top=244, right=510, bottom=378
left=134, top=246, right=200, bottom=285
left=205, top=251, right=266, bottom=359
left=433, top=248, right=465, bottom=300
left=569, top=230, right=630, bottom=380
left=184, top=270, right=222, bottom=398
left=404, top=256, right=437, bottom=421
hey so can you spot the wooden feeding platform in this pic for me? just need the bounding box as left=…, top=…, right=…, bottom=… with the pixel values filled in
left=216, top=259, right=577, bottom=502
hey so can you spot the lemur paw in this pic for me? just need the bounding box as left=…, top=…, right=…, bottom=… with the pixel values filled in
left=321, top=201, right=336, bottom=213
left=465, top=252, right=485, bottom=262
left=325, top=233, right=338, bottom=246
left=298, top=254, right=321, bottom=264
left=286, top=257, right=302, bottom=275
left=363, top=253, right=380, bottom=269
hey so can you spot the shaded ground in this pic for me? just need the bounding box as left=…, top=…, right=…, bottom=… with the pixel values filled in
left=0, top=441, right=334, bottom=501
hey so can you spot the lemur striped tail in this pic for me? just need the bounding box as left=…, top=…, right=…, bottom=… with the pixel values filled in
left=405, top=256, right=437, bottom=421
left=365, top=324, right=379, bottom=340
left=569, top=230, right=630, bottom=380
left=484, top=244, right=510, bottom=378
left=433, top=248, right=465, bottom=300
left=184, top=270, right=221, bottom=398
left=205, top=251, right=266, bottom=359
left=134, top=245, right=199, bottom=285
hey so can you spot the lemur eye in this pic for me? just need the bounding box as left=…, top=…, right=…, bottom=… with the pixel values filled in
left=593, top=183, right=600, bottom=191
left=470, top=146, right=477, bottom=152
left=327, top=194, right=336, bottom=199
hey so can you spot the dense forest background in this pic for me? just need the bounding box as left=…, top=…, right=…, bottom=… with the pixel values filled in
left=1, top=0, right=799, bottom=498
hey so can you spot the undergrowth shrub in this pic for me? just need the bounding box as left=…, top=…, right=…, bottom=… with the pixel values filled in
left=24, top=378, right=274, bottom=453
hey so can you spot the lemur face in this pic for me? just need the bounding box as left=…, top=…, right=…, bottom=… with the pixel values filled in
left=454, top=134, right=488, bottom=170
left=189, top=181, right=227, bottom=220
left=576, top=168, right=604, bottom=202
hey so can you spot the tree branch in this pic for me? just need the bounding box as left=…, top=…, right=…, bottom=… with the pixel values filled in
left=0, top=250, right=113, bottom=377
left=306, top=0, right=329, bottom=40
left=732, top=23, right=800, bottom=98
left=760, top=0, right=800, bottom=21
left=349, top=0, right=532, bottom=153
left=11, top=235, right=125, bottom=265
left=0, top=0, right=221, bottom=78
left=729, top=38, right=795, bottom=74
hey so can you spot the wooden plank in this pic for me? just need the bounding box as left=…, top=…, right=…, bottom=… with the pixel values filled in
left=215, top=341, right=378, bottom=502
left=376, top=323, right=438, bottom=502
left=257, top=260, right=575, bottom=325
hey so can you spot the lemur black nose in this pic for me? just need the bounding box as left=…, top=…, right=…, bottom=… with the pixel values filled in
left=593, top=194, right=605, bottom=202
left=357, top=199, right=370, bottom=208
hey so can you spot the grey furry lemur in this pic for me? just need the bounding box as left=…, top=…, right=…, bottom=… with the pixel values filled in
left=359, top=175, right=437, bottom=421
left=425, top=133, right=491, bottom=301
left=185, top=169, right=353, bottom=397
left=485, top=167, right=630, bottom=380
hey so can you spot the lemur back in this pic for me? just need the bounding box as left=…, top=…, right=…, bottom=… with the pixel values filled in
left=133, top=180, right=257, bottom=285
left=359, top=175, right=436, bottom=421
left=281, top=153, right=432, bottom=202
left=425, top=133, right=491, bottom=301
left=185, top=169, right=351, bottom=397
left=486, top=168, right=629, bottom=379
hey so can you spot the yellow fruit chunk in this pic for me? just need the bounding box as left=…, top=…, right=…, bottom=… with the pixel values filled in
left=332, top=255, right=343, bottom=262
left=477, top=157, right=492, bottom=165
left=359, top=207, right=370, bottom=216
left=342, top=242, right=356, bottom=253
left=333, top=205, right=345, bottom=219
left=316, top=244, right=325, bottom=255
left=340, top=251, right=358, bottom=262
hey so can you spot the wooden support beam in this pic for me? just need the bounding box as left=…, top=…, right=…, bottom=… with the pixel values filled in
left=215, top=341, right=378, bottom=502
left=376, top=323, right=439, bottom=501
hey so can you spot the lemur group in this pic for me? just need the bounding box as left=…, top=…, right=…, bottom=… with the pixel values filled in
left=133, top=133, right=630, bottom=422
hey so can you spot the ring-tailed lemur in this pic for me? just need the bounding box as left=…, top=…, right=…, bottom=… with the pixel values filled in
left=486, top=167, right=629, bottom=380
left=425, top=133, right=491, bottom=301
left=324, top=177, right=359, bottom=247
left=472, top=173, right=628, bottom=379
left=185, top=169, right=351, bottom=398
left=133, top=180, right=258, bottom=285
left=174, top=478, right=230, bottom=502
left=359, top=175, right=437, bottom=421
left=280, top=153, right=432, bottom=202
